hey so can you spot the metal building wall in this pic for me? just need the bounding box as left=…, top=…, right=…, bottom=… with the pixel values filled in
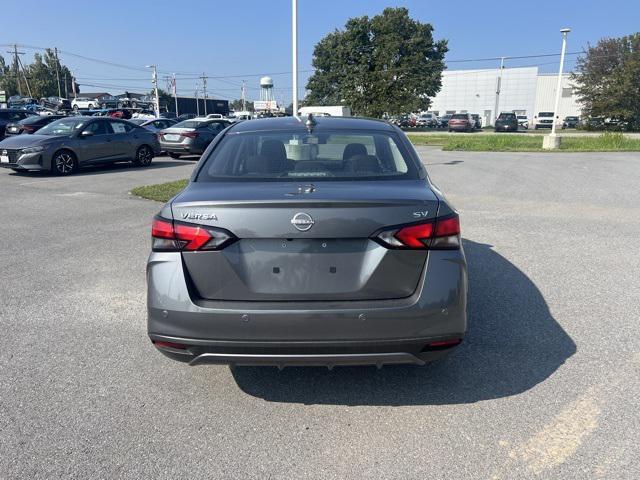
left=534, top=74, right=582, bottom=118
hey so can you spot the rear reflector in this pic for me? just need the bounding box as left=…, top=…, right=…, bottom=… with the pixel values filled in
left=153, top=340, right=187, bottom=350
left=151, top=216, right=236, bottom=252
left=428, top=338, right=462, bottom=348
left=181, top=131, right=198, bottom=138
left=376, top=214, right=461, bottom=250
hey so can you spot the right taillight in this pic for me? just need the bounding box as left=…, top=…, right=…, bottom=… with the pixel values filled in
left=375, top=214, right=461, bottom=250
left=151, top=216, right=236, bottom=252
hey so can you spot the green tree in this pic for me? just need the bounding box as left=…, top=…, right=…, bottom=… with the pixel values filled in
left=0, top=49, right=77, bottom=99
left=229, top=99, right=254, bottom=111
left=572, top=33, right=640, bottom=130
left=305, top=7, right=448, bottom=118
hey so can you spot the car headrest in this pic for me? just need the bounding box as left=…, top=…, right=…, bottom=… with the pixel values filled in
left=261, top=139, right=287, bottom=162
left=244, top=154, right=270, bottom=174
left=349, top=154, right=382, bottom=174
left=342, top=143, right=368, bottom=160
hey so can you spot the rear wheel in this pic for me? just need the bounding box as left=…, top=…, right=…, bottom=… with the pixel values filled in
left=133, top=145, right=154, bottom=167
left=168, top=152, right=181, bottom=159
left=73, top=104, right=79, bottom=111
left=51, top=150, right=77, bottom=176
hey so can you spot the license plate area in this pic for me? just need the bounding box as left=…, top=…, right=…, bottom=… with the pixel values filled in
left=164, top=134, right=180, bottom=141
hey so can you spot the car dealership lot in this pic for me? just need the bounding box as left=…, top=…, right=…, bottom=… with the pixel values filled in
left=1, top=151, right=639, bottom=479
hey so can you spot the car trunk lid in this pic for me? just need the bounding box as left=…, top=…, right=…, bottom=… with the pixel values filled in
left=172, top=180, right=439, bottom=301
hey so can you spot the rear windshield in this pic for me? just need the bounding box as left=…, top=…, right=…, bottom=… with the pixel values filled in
left=451, top=114, right=468, bottom=119
left=196, top=130, right=419, bottom=182
left=20, top=115, right=58, bottom=125
left=498, top=113, right=516, bottom=119
left=173, top=120, right=209, bottom=128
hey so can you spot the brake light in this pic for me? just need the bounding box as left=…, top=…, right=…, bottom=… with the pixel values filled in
left=181, top=131, right=198, bottom=138
left=375, top=214, right=460, bottom=250
left=151, top=216, right=236, bottom=251
left=22, top=125, right=35, bottom=133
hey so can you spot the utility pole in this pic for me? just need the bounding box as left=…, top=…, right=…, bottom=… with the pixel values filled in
left=493, top=56, right=505, bottom=126
left=241, top=80, right=246, bottom=111
left=64, top=71, right=68, bottom=98
left=292, top=0, right=299, bottom=116
left=7, top=44, right=25, bottom=96
left=146, top=65, right=160, bottom=117
left=544, top=28, right=571, bottom=150
left=54, top=47, right=62, bottom=98
left=200, top=73, right=208, bottom=115
left=195, top=85, right=200, bottom=116
left=172, top=74, right=178, bottom=116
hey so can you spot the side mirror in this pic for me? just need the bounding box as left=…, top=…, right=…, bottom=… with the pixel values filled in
left=80, top=130, right=94, bottom=137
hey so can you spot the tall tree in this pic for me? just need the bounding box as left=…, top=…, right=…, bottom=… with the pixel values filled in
left=305, top=7, right=448, bottom=117
left=572, top=33, right=640, bottom=130
left=0, top=49, right=77, bottom=99
left=229, top=99, right=254, bottom=111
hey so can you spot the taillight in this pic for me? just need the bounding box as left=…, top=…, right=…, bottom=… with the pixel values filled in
left=375, top=214, right=460, bottom=250
left=22, top=125, right=35, bottom=133
left=181, top=131, right=198, bottom=138
left=151, top=216, right=236, bottom=252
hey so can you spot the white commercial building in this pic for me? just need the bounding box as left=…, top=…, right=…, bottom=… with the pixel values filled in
left=429, top=66, right=581, bottom=126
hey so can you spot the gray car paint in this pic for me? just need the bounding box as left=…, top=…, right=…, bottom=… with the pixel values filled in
left=147, top=116, right=467, bottom=367
left=0, top=116, right=160, bottom=172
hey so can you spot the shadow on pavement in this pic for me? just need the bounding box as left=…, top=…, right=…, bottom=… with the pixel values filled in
left=231, top=239, right=576, bottom=405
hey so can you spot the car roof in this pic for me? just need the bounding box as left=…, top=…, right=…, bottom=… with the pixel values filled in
left=229, top=115, right=394, bottom=133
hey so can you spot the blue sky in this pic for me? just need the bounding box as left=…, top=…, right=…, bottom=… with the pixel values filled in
left=1, top=0, right=637, bottom=103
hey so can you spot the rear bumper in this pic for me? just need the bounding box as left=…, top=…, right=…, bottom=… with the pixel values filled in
left=147, top=248, right=468, bottom=366
left=149, top=334, right=460, bottom=367
left=159, top=142, right=203, bottom=155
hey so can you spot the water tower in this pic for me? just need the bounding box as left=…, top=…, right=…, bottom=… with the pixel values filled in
left=259, top=76, right=274, bottom=103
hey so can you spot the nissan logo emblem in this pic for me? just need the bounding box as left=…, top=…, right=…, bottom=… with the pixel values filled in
left=291, top=212, right=314, bottom=231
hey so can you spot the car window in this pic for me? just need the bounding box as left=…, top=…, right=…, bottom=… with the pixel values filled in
left=498, top=113, right=516, bottom=120
left=85, top=120, right=111, bottom=135
left=451, top=114, right=468, bottom=119
left=197, top=130, right=418, bottom=182
left=110, top=121, right=130, bottom=134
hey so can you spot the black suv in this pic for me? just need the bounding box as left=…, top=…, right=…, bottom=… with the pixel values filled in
left=39, top=97, right=72, bottom=111
left=494, top=112, right=518, bottom=132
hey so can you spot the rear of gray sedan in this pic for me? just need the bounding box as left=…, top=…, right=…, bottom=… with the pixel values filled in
left=147, top=116, right=467, bottom=368
left=158, top=118, right=229, bottom=158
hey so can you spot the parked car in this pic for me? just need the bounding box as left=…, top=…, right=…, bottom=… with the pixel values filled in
left=0, top=116, right=160, bottom=175
left=562, top=116, right=580, bottom=129
left=177, top=113, right=197, bottom=121
left=159, top=111, right=177, bottom=119
left=448, top=113, right=475, bottom=132
left=158, top=118, right=231, bottom=158
left=516, top=115, right=529, bottom=129
left=470, top=114, right=482, bottom=129
left=533, top=111, right=556, bottom=129
left=0, top=109, right=37, bottom=139
left=99, top=96, right=121, bottom=109
left=438, top=114, right=452, bottom=128
left=119, top=96, right=154, bottom=109
left=396, top=114, right=416, bottom=128
left=495, top=112, right=519, bottom=132
left=3, top=114, right=65, bottom=137
left=71, top=97, right=100, bottom=111
left=136, top=118, right=178, bottom=133
left=416, top=113, right=438, bottom=128
left=7, top=95, right=38, bottom=108
left=39, top=97, right=72, bottom=111
left=147, top=116, right=467, bottom=367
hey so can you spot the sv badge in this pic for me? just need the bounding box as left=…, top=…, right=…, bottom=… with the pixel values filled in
left=413, top=211, right=429, bottom=218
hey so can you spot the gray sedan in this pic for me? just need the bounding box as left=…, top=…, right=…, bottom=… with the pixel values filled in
left=147, top=116, right=467, bottom=368
left=158, top=118, right=230, bottom=159
left=0, top=116, right=160, bottom=175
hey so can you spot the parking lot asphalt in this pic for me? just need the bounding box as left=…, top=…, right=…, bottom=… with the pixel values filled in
left=1, top=150, right=639, bottom=479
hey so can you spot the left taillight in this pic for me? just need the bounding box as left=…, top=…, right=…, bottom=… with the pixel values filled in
left=151, top=216, right=236, bottom=252
left=375, top=214, right=461, bottom=250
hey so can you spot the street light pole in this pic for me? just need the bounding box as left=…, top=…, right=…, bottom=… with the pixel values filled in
left=550, top=28, right=570, bottom=136
left=493, top=56, right=505, bottom=126
left=146, top=65, right=160, bottom=117
left=292, top=0, right=298, bottom=116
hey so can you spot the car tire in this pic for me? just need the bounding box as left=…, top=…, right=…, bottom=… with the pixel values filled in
left=88, top=104, right=94, bottom=110
left=51, top=150, right=77, bottom=176
left=132, top=101, right=138, bottom=109
left=117, top=102, right=124, bottom=108
left=133, top=145, right=154, bottom=167
left=73, top=105, right=79, bottom=111
left=168, top=152, right=181, bottom=159
left=101, top=103, right=107, bottom=109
